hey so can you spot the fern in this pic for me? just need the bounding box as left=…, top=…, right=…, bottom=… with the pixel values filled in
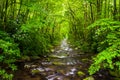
left=89, top=42, right=120, bottom=75
left=88, top=19, right=120, bottom=75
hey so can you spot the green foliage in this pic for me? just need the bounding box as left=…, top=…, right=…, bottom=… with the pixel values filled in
left=0, top=31, right=20, bottom=80
left=88, top=19, right=120, bottom=75
left=13, top=13, right=61, bottom=56
left=89, top=43, right=120, bottom=75
left=88, top=19, right=120, bottom=52
left=0, top=69, right=13, bottom=80
left=66, top=0, right=93, bottom=52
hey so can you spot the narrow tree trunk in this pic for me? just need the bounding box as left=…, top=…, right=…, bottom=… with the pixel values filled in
left=83, top=2, right=88, bottom=27
left=113, top=0, right=117, bottom=20
left=96, top=0, right=101, bottom=19
left=107, top=0, right=110, bottom=18
left=90, top=2, right=94, bottom=23
left=4, top=0, right=8, bottom=30
left=119, top=0, right=120, bottom=21
left=104, top=0, right=107, bottom=18
left=17, top=0, right=22, bottom=18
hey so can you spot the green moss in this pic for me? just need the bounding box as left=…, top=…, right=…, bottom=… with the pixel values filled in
left=83, top=76, right=94, bottom=80
left=31, top=69, right=41, bottom=74
left=52, top=62, right=65, bottom=65
left=77, top=71, right=85, bottom=76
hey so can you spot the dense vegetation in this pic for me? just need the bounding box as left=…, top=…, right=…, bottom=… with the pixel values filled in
left=0, top=0, right=120, bottom=80
left=0, top=0, right=66, bottom=79
left=66, top=0, right=120, bottom=77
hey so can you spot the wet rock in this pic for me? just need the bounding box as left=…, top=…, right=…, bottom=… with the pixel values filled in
left=42, top=62, right=52, bottom=65
left=22, top=56, right=31, bottom=61
left=45, top=68, right=54, bottom=71
left=31, top=65, right=38, bottom=68
left=75, top=47, right=78, bottom=50
left=65, top=68, right=76, bottom=77
left=82, top=58, right=89, bottom=62
left=77, top=71, right=85, bottom=77
left=31, top=69, right=41, bottom=74
left=51, top=49, right=55, bottom=52
left=57, top=70, right=65, bottom=74
left=66, top=62, right=74, bottom=65
left=31, top=56, right=40, bottom=60
left=31, top=67, right=46, bottom=75
left=24, top=64, right=38, bottom=69
left=54, top=76, right=63, bottom=80
left=46, top=74, right=57, bottom=79
left=50, top=55, right=67, bottom=58
left=53, top=62, right=65, bottom=65
left=57, top=56, right=67, bottom=58
left=71, top=68, right=77, bottom=72
left=83, top=76, right=94, bottom=80
left=24, top=64, right=31, bottom=69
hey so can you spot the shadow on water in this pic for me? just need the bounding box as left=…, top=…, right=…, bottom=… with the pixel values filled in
left=13, top=38, right=114, bottom=80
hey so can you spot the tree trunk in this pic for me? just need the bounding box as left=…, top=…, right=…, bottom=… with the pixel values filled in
left=17, top=0, right=22, bottom=18
left=96, top=0, right=101, bottom=19
left=104, top=0, right=107, bottom=18
left=113, top=0, right=117, bottom=20
left=90, top=2, right=94, bottom=23
left=4, top=0, right=8, bottom=30
left=118, top=0, right=120, bottom=21
left=107, top=0, right=110, bottom=18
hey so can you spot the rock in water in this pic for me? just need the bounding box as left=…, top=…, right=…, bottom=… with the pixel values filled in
left=83, top=76, right=94, bottom=80
left=77, top=71, right=85, bottom=77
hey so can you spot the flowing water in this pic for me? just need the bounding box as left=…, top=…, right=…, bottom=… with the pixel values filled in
left=13, top=39, right=114, bottom=80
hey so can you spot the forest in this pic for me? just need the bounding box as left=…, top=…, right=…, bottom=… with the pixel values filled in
left=0, top=0, right=120, bottom=80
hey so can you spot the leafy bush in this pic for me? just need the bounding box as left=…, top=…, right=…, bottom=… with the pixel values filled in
left=0, top=31, right=20, bottom=80
left=88, top=19, right=120, bottom=75
left=13, top=17, right=60, bottom=56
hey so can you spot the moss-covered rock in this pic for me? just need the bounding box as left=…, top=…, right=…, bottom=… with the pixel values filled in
left=52, top=62, right=65, bottom=65
left=83, top=76, right=94, bottom=80
left=31, top=56, right=40, bottom=60
left=31, top=69, right=40, bottom=74
left=77, top=71, right=85, bottom=76
left=22, top=56, right=31, bottom=61
left=31, top=68, right=44, bottom=75
left=82, top=58, right=89, bottom=62
left=50, top=54, right=67, bottom=58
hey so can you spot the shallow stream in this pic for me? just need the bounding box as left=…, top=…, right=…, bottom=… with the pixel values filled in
left=13, top=39, right=114, bottom=80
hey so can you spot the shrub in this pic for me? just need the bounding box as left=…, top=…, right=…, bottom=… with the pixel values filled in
left=88, top=19, right=120, bottom=75
left=0, top=31, right=20, bottom=80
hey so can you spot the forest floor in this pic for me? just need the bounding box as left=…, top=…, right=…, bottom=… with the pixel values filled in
left=13, top=39, right=114, bottom=80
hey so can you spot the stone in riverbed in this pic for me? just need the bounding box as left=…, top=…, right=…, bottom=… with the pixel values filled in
left=51, top=49, right=55, bottom=52
left=50, top=55, right=67, bottom=58
left=31, top=69, right=41, bottom=74
left=31, top=68, right=45, bottom=75
left=52, top=62, right=65, bottom=65
left=77, top=71, right=85, bottom=77
left=83, top=76, right=94, bottom=80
